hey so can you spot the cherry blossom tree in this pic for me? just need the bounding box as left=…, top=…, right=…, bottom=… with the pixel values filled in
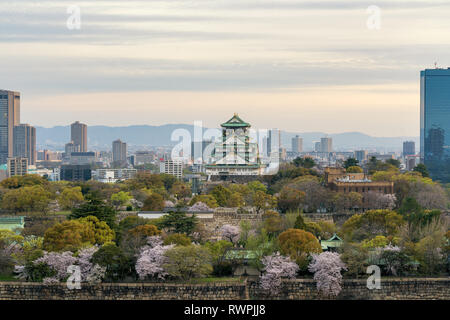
left=34, top=251, right=77, bottom=283
left=220, top=224, right=240, bottom=244
left=77, top=246, right=106, bottom=284
left=308, top=252, right=347, bottom=297
left=365, top=192, right=396, bottom=210
left=259, top=252, right=299, bottom=295
left=188, top=202, right=212, bottom=212
left=15, top=247, right=106, bottom=284
left=135, top=236, right=174, bottom=280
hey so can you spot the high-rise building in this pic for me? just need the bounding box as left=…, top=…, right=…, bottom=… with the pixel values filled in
left=7, top=157, right=28, bottom=177
left=0, top=90, right=20, bottom=164
left=291, top=135, right=303, bottom=153
left=112, top=139, right=127, bottom=164
left=403, top=141, right=415, bottom=156
left=268, top=129, right=281, bottom=155
left=13, top=124, right=36, bottom=165
left=71, top=121, right=87, bottom=152
left=420, top=68, right=450, bottom=182
left=320, top=137, right=333, bottom=153
left=354, top=150, right=368, bottom=163
left=314, top=141, right=321, bottom=152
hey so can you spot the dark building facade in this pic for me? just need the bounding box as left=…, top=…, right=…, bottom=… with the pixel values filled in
left=402, top=141, right=415, bottom=156
left=60, top=164, right=91, bottom=181
left=0, top=90, right=20, bottom=164
left=420, top=69, right=450, bottom=182
left=71, top=121, right=87, bottom=152
left=13, top=124, right=36, bottom=165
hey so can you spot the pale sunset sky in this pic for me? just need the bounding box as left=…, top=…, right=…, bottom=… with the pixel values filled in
left=2, top=0, right=450, bottom=136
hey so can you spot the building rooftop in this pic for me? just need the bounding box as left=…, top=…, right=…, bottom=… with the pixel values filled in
left=220, top=113, right=251, bottom=128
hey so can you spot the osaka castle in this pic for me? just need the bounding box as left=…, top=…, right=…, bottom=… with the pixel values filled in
left=205, top=114, right=266, bottom=176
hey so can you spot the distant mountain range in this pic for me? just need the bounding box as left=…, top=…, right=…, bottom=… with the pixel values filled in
left=36, top=125, right=419, bottom=153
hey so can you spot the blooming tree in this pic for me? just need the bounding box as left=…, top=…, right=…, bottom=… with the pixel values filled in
left=77, top=246, right=106, bottom=284
left=308, top=252, right=347, bottom=297
left=188, top=202, right=212, bottom=212
left=365, top=192, right=396, bottom=210
left=34, top=251, right=77, bottom=283
left=135, top=236, right=174, bottom=280
left=259, top=252, right=299, bottom=295
left=15, top=247, right=106, bottom=284
left=220, top=224, right=240, bottom=244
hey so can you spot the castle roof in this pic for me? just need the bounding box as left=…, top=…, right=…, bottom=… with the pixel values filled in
left=221, top=113, right=250, bottom=128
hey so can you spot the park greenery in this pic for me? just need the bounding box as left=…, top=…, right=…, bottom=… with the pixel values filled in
left=0, top=157, right=448, bottom=297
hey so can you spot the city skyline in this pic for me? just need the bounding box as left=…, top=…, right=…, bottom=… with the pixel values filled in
left=3, top=1, right=450, bottom=136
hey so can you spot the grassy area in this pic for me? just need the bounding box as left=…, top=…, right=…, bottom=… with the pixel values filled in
left=0, top=274, right=18, bottom=282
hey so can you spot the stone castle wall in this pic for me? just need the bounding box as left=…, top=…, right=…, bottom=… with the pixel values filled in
left=249, top=278, right=450, bottom=300
left=1, top=278, right=448, bottom=300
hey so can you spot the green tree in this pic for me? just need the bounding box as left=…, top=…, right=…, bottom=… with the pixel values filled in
left=277, top=186, right=305, bottom=212
left=346, top=166, right=363, bottom=173
left=69, top=195, right=118, bottom=228
left=189, top=195, right=218, bottom=208
left=0, top=174, right=49, bottom=189
left=252, top=190, right=277, bottom=213
left=293, top=214, right=306, bottom=230
left=78, top=216, right=115, bottom=245
left=385, top=158, right=401, bottom=168
left=58, top=186, right=84, bottom=210
left=210, top=185, right=232, bottom=207
left=157, top=211, right=197, bottom=235
left=142, top=193, right=165, bottom=211
left=293, top=157, right=316, bottom=169
left=278, top=228, right=322, bottom=269
left=43, top=220, right=96, bottom=252
left=339, top=242, right=368, bottom=277
left=110, top=191, right=132, bottom=209
left=128, top=224, right=161, bottom=238
left=163, top=245, right=213, bottom=280
left=262, top=210, right=283, bottom=237
left=343, top=158, right=359, bottom=169
left=413, top=163, right=430, bottom=178
left=2, top=185, right=52, bottom=213
left=341, top=210, right=404, bottom=241
left=170, top=181, right=192, bottom=200
left=163, top=233, right=191, bottom=246
left=247, top=181, right=267, bottom=193
left=92, top=243, right=133, bottom=281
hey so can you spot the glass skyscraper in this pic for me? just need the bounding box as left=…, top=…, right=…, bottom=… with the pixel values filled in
left=420, top=69, right=450, bottom=182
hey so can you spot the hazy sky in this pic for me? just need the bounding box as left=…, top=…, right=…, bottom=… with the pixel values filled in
left=2, top=0, right=450, bottom=136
